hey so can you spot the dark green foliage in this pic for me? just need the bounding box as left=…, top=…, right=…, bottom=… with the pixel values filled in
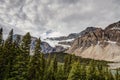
left=7, top=46, right=27, bottom=80
left=5, top=29, right=13, bottom=47
left=64, top=55, right=72, bottom=79
left=21, top=32, right=31, bottom=53
left=2, top=29, right=14, bottom=79
left=67, top=62, right=81, bottom=80
left=115, top=69, right=120, bottom=80
left=0, top=28, right=3, bottom=45
left=52, top=55, right=58, bottom=72
left=55, top=65, right=66, bottom=80
left=44, top=52, right=109, bottom=66
left=35, top=38, right=41, bottom=53
left=27, top=38, right=45, bottom=80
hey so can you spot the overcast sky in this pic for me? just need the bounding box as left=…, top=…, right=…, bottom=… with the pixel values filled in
left=0, top=0, right=120, bottom=38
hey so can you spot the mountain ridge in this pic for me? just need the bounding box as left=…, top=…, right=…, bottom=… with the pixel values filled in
left=67, top=21, right=120, bottom=62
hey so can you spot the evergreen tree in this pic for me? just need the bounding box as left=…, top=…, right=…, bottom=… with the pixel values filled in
left=5, top=29, right=13, bottom=47
left=80, top=65, right=86, bottom=80
left=44, top=55, right=58, bottom=80
left=44, top=61, right=55, bottom=80
left=3, top=30, right=28, bottom=80
left=115, top=69, right=120, bottom=80
left=6, top=45, right=26, bottom=80
left=86, top=60, right=96, bottom=80
left=52, top=55, right=58, bottom=73
left=2, top=29, right=15, bottom=79
left=40, top=53, right=45, bottom=79
left=0, top=28, right=3, bottom=45
left=55, top=65, right=65, bottom=80
left=0, top=28, right=4, bottom=79
left=44, top=53, right=52, bottom=79
left=18, top=32, right=31, bottom=79
left=46, top=53, right=52, bottom=68
left=67, top=62, right=81, bottom=80
left=21, top=32, right=31, bottom=53
left=27, top=38, right=43, bottom=80
left=64, top=55, right=72, bottom=79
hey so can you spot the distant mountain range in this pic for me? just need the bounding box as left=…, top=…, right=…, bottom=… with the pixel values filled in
left=13, top=21, right=120, bottom=62
left=47, top=27, right=97, bottom=41
left=13, top=26, right=98, bottom=54
left=45, top=27, right=97, bottom=48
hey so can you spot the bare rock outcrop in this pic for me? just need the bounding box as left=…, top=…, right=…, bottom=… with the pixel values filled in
left=67, top=21, right=120, bottom=62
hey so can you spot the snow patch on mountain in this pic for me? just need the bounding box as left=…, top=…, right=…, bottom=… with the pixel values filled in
left=111, top=27, right=120, bottom=30
left=107, top=40, right=117, bottom=44
left=43, top=39, right=72, bottom=48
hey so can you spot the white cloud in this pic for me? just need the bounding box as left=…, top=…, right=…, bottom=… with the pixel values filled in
left=41, top=30, right=63, bottom=39
left=0, top=0, right=120, bottom=38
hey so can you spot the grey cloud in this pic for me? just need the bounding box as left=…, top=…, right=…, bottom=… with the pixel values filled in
left=57, top=0, right=79, bottom=4
left=8, top=0, right=25, bottom=8
left=62, top=13, right=95, bottom=23
left=0, top=0, right=5, bottom=3
left=0, top=0, right=120, bottom=38
left=0, top=21, right=23, bottom=36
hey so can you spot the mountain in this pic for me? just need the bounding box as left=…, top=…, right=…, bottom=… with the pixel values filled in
left=41, top=42, right=65, bottom=53
left=13, top=34, right=66, bottom=54
left=67, top=21, right=120, bottom=62
left=45, top=27, right=97, bottom=48
left=105, top=21, right=120, bottom=30
left=47, top=27, right=97, bottom=41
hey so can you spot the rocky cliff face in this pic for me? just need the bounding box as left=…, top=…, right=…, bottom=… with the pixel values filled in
left=46, top=27, right=98, bottom=48
left=41, top=42, right=65, bottom=53
left=67, top=21, right=120, bottom=62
